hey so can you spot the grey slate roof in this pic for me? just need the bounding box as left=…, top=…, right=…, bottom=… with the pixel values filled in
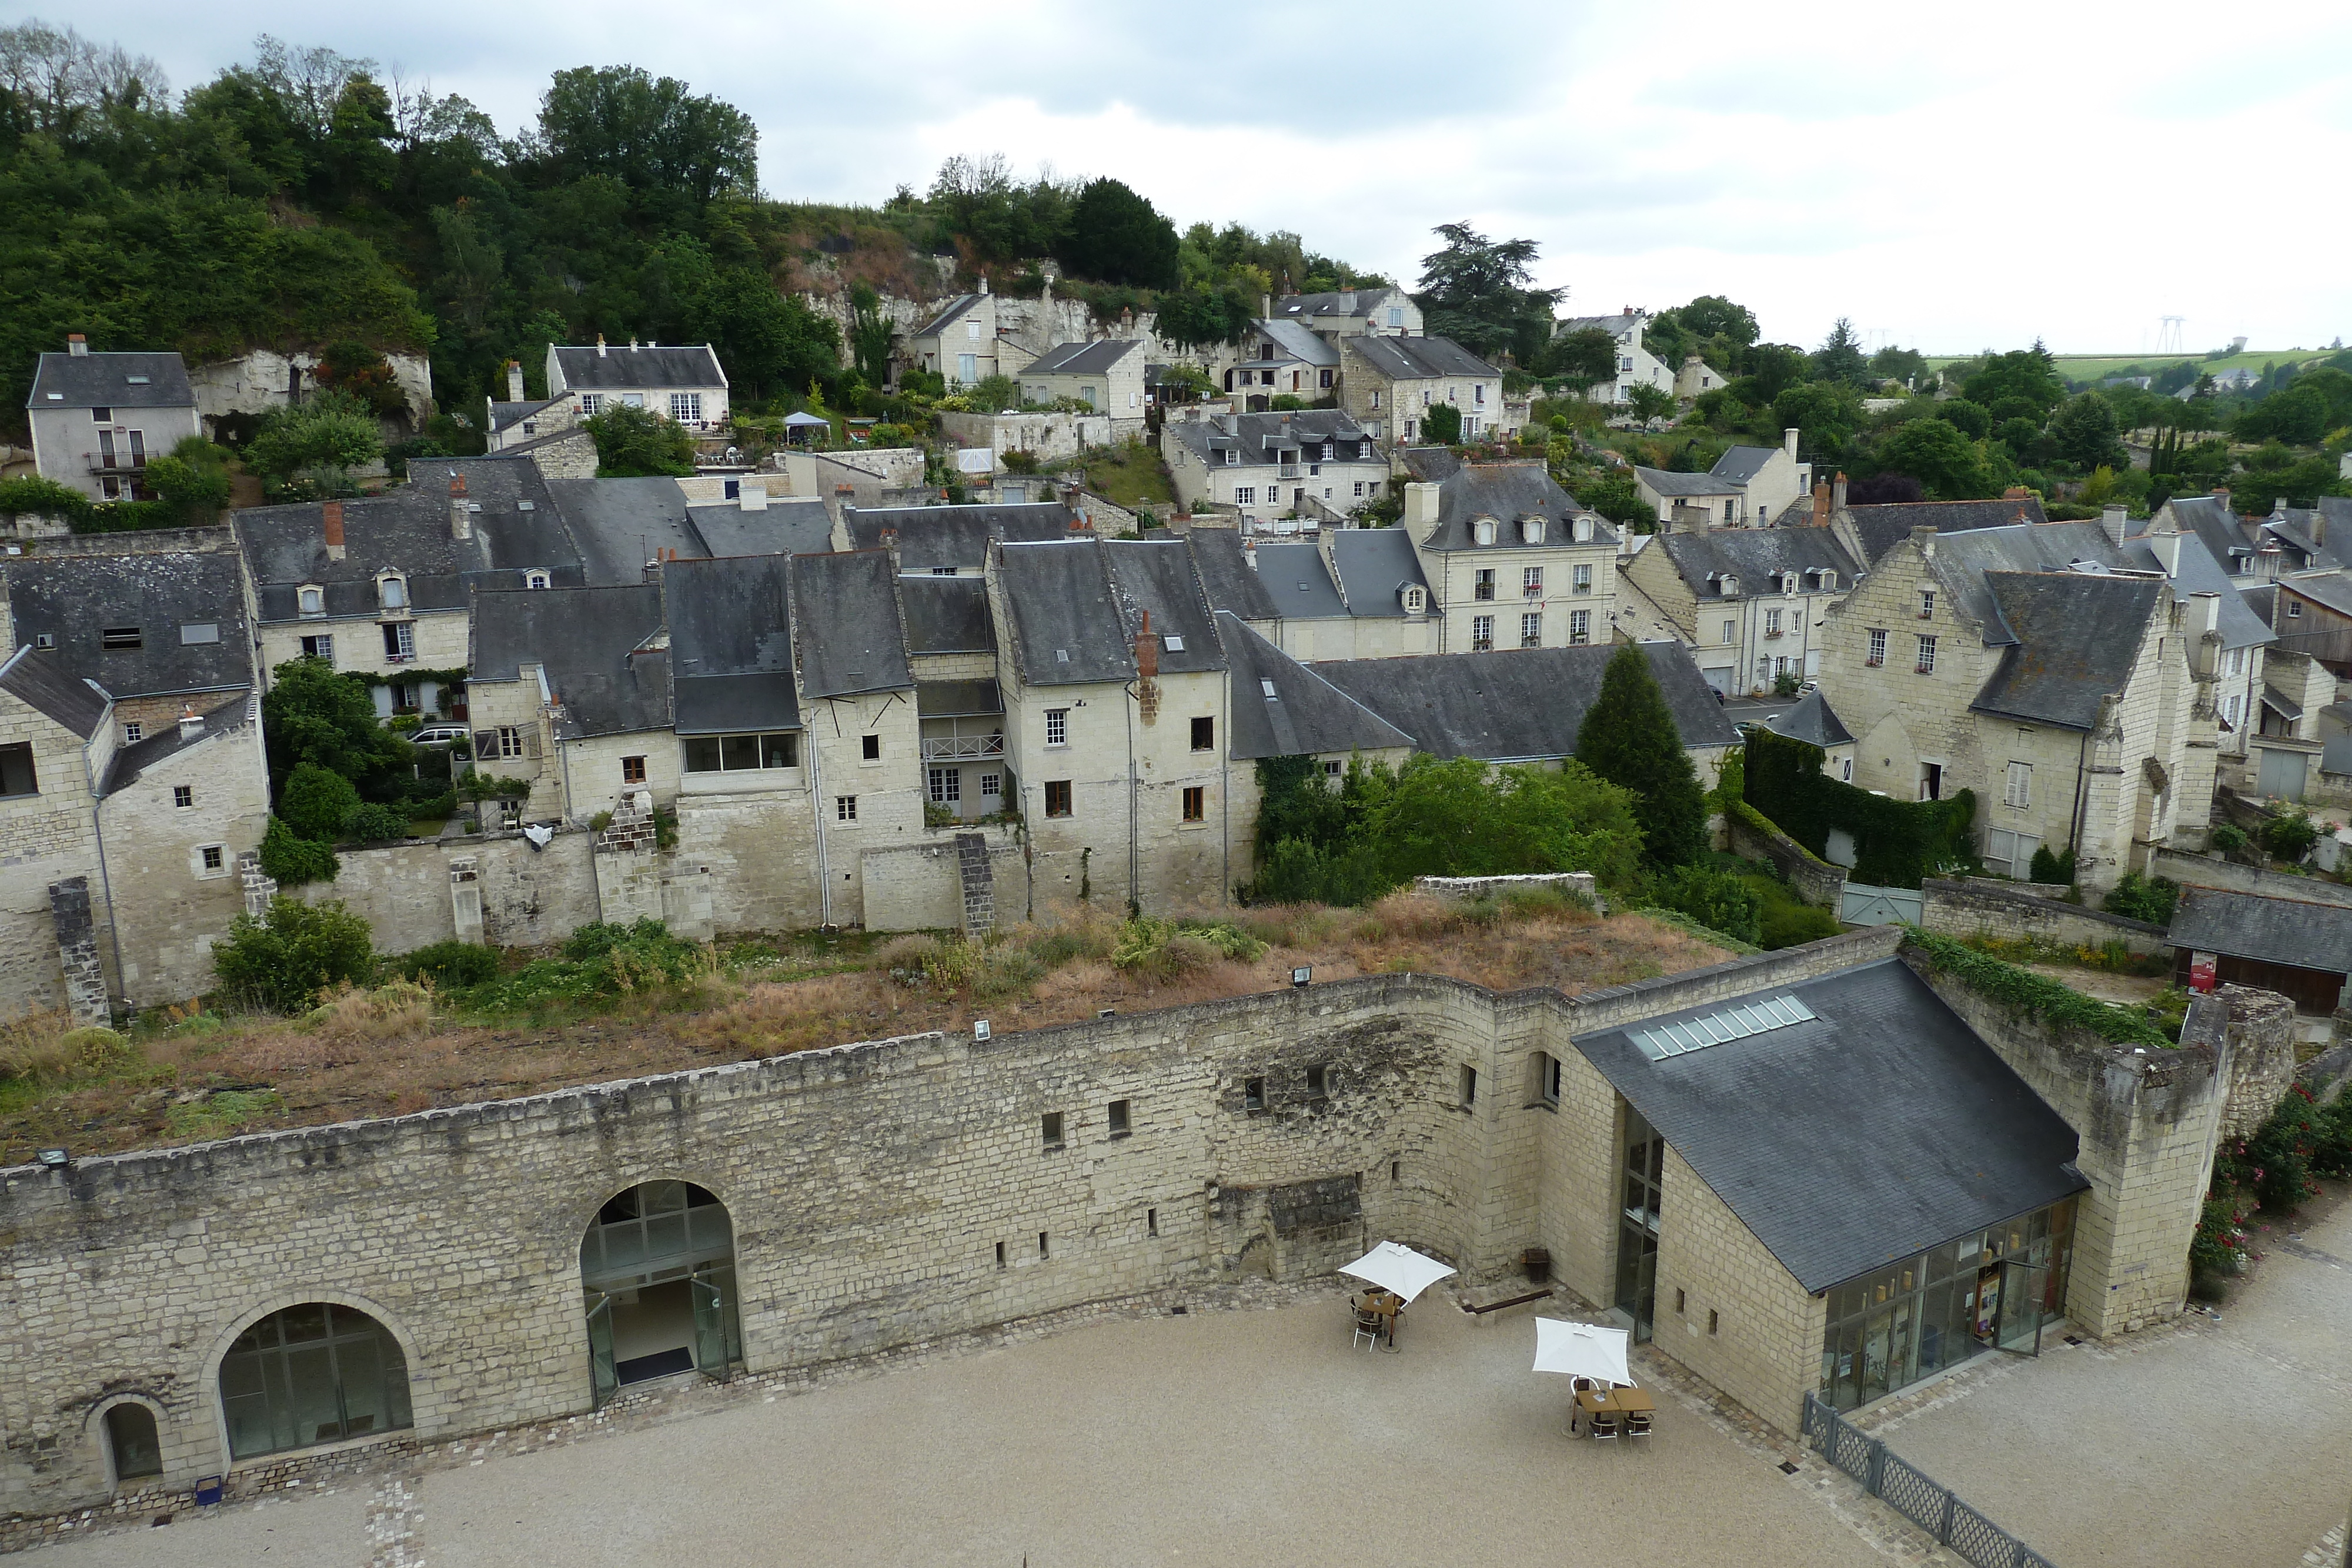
left=546, top=477, right=701, bottom=586
left=471, top=584, right=670, bottom=740
left=1919, top=520, right=2127, bottom=630
left=1416, top=462, right=1616, bottom=554
left=2242, top=583, right=2278, bottom=626
left=995, top=539, right=1132, bottom=686
left=791, top=551, right=913, bottom=698
left=1217, top=613, right=1415, bottom=761
left=1166, top=409, right=1377, bottom=473
left=1315, top=641, right=1739, bottom=763
left=2160, top=494, right=2260, bottom=579
left=4, top=549, right=253, bottom=700
left=1104, top=539, right=1225, bottom=676
left=689, top=497, right=833, bottom=560
left=1766, top=688, right=1854, bottom=748
left=663, top=556, right=799, bottom=734
left=900, top=577, right=994, bottom=654
left=1652, top=528, right=1860, bottom=600
left=2169, top=888, right=2352, bottom=973
left=1399, top=446, right=1461, bottom=482
left=0, top=646, right=106, bottom=738
left=842, top=502, right=1077, bottom=570
left=550, top=343, right=725, bottom=391
left=1329, top=527, right=1432, bottom=618
left=1242, top=543, right=1348, bottom=619
left=2262, top=506, right=2346, bottom=572
left=1249, top=319, right=1341, bottom=366
left=1554, top=312, right=1642, bottom=339
left=100, top=693, right=253, bottom=794
left=1024, top=339, right=1146, bottom=377
left=1843, top=497, right=2049, bottom=566
left=1634, top=466, right=1742, bottom=498
left=1275, top=287, right=1401, bottom=322
left=2278, top=571, right=2352, bottom=620
left=1185, top=529, right=1283, bottom=622
left=1572, top=957, right=2087, bottom=1293
left=1972, top=571, right=2163, bottom=731
left=489, top=396, right=564, bottom=434
left=26, top=350, right=193, bottom=410
left=911, top=294, right=983, bottom=340
left=2117, top=524, right=2273, bottom=650
left=1347, top=334, right=1500, bottom=383
left=916, top=680, right=1001, bottom=717
left=1708, top=446, right=1780, bottom=486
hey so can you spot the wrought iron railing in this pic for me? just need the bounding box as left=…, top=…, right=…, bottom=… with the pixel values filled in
left=1801, top=1393, right=2056, bottom=1568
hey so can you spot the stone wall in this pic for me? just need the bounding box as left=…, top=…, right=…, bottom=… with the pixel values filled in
left=293, top=830, right=600, bottom=956
left=936, top=410, right=1111, bottom=464
left=1917, top=878, right=2170, bottom=956
left=2149, top=847, right=2352, bottom=910
left=861, top=826, right=1023, bottom=934
left=1726, top=808, right=1847, bottom=909
left=2184, top=985, right=2300, bottom=1140
left=1415, top=871, right=1599, bottom=907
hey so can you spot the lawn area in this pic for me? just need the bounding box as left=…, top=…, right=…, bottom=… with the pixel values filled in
left=1081, top=437, right=1176, bottom=514
left=1925, top=349, right=2340, bottom=383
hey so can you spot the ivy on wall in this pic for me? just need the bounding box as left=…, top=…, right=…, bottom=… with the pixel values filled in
left=1902, top=928, right=2174, bottom=1049
left=1743, top=730, right=1977, bottom=888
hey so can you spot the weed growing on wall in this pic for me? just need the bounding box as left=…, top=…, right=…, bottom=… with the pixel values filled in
left=1901, top=928, right=2174, bottom=1049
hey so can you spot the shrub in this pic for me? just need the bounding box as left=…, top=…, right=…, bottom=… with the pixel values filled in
left=2214, top=1081, right=2337, bottom=1215
left=392, top=940, right=502, bottom=989
left=279, top=762, right=361, bottom=841
left=1905, top=928, right=2173, bottom=1047
left=1654, top=864, right=1763, bottom=946
left=2208, top=823, right=2250, bottom=856
left=2028, top=844, right=2073, bottom=885
left=57, top=1025, right=136, bottom=1072
left=213, top=897, right=376, bottom=1012
left=1745, top=730, right=1975, bottom=887
left=1759, top=898, right=1840, bottom=949
left=2260, top=810, right=2320, bottom=862
left=344, top=802, right=413, bottom=842
left=258, top=815, right=339, bottom=885
left=2102, top=871, right=2180, bottom=925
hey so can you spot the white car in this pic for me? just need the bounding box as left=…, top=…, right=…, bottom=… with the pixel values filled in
left=409, top=725, right=470, bottom=747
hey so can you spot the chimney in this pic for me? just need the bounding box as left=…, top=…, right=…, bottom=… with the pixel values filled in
left=449, top=473, right=472, bottom=540
left=2099, top=504, right=2128, bottom=548
left=1404, top=480, right=1442, bottom=530
left=2212, top=486, right=2231, bottom=514
left=1669, top=500, right=1710, bottom=534
left=2313, top=508, right=2326, bottom=548
left=2150, top=529, right=2181, bottom=575
left=1244, top=539, right=1259, bottom=571
left=2272, top=496, right=2289, bottom=521
left=629, top=336, right=639, bottom=350
left=596, top=333, right=607, bottom=359
left=1832, top=471, right=1847, bottom=513
left=1810, top=482, right=1831, bottom=527
left=980, top=272, right=990, bottom=295
left=322, top=499, right=346, bottom=561
left=1910, top=524, right=1937, bottom=560
left=66, top=333, right=88, bottom=357
left=506, top=360, right=526, bottom=403
left=177, top=703, right=205, bottom=741
left=739, top=481, right=769, bottom=512
left=1135, top=609, right=1158, bottom=679
left=1782, top=426, right=1799, bottom=460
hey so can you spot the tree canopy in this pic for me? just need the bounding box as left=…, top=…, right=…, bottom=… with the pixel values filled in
left=1574, top=644, right=1705, bottom=870
left=1414, top=223, right=1563, bottom=364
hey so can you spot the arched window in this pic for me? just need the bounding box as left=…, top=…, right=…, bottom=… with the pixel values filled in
left=219, top=1303, right=412, bottom=1459
left=1573, top=514, right=1593, bottom=543
left=580, top=1181, right=739, bottom=1405
left=378, top=575, right=407, bottom=610
left=525, top=570, right=550, bottom=590
left=1402, top=586, right=1426, bottom=613
left=1521, top=518, right=1545, bottom=544
left=103, top=1403, right=161, bottom=1482
left=1473, top=518, right=1496, bottom=546
left=298, top=586, right=323, bottom=617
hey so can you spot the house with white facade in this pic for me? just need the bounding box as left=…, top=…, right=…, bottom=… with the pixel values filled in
left=23, top=337, right=201, bottom=502
left=1338, top=336, right=1515, bottom=447
left=1553, top=312, right=1673, bottom=407
left=1019, top=339, right=1150, bottom=426
left=546, top=340, right=729, bottom=430
left=1633, top=431, right=1813, bottom=527
left=903, top=288, right=1003, bottom=389
left=1160, top=409, right=1387, bottom=528
left=1399, top=460, right=1618, bottom=655
left=1621, top=523, right=1863, bottom=696
left=1272, top=287, right=1424, bottom=343
left=1215, top=319, right=1341, bottom=410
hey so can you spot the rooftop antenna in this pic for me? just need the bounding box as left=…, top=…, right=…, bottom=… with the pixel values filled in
left=2156, top=316, right=2185, bottom=355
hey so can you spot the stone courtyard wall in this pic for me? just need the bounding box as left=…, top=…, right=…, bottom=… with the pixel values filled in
left=1917, top=878, right=2171, bottom=956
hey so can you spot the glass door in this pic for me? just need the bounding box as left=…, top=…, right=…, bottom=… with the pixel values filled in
left=1615, top=1105, right=1664, bottom=1342
left=690, top=1265, right=739, bottom=1380
left=586, top=1292, right=617, bottom=1408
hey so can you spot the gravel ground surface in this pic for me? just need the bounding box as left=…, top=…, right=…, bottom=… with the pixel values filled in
left=1870, top=1182, right=2352, bottom=1568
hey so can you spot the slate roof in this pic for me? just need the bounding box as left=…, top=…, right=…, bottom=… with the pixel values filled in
left=1652, top=529, right=1860, bottom=600
left=2277, top=571, right=2352, bottom=620
left=1104, top=539, right=1225, bottom=676
left=1416, top=461, right=1616, bottom=554
left=100, top=692, right=254, bottom=794
left=2169, top=888, right=2352, bottom=973
left=1275, top=287, right=1401, bottom=322
left=26, top=350, right=193, bottom=410
left=2160, top=495, right=2259, bottom=579
left=2117, top=523, right=2273, bottom=650
left=842, top=502, right=1077, bottom=570
left=663, top=556, right=799, bottom=734
left=4, top=549, right=253, bottom=700
left=1166, top=409, right=1378, bottom=473
left=470, top=584, right=670, bottom=740
left=900, top=577, right=994, bottom=653
left=2262, top=505, right=2347, bottom=572
left=1185, top=529, right=1282, bottom=622
left=910, top=294, right=983, bottom=340
left=995, top=539, right=1132, bottom=686
left=488, top=396, right=564, bottom=434
left=689, top=497, right=833, bottom=560
left=1249, top=319, right=1341, bottom=366
left=1217, top=613, right=1415, bottom=761
left=550, top=343, right=726, bottom=390
left=1971, top=571, right=2163, bottom=731
left=1709, top=446, right=1782, bottom=486
left=0, top=646, right=107, bottom=738
left=546, top=477, right=701, bottom=586
left=1329, top=527, right=1432, bottom=618
left=2243, top=583, right=2278, bottom=626
left=1765, top=688, right=1854, bottom=748
left=791, top=551, right=912, bottom=698
left=1399, top=446, right=1461, bottom=482
left=1024, top=339, right=1146, bottom=377
left=1572, top=957, right=2087, bottom=1293
left=1843, top=497, right=2049, bottom=566
left=1917, top=520, right=2127, bottom=630
left=236, top=459, right=585, bottom=619
left=1634, top=466, right=1742, bottom=498
left=1554, top=313, right=1643, bottom=339
left=1315, top=641, right=1739, bottom=763
left=1347, top=334, right=1500, bottom=382
left=916, top=680, right=1001, bottom=718
left=1244, top=543, right=1348, bottom=619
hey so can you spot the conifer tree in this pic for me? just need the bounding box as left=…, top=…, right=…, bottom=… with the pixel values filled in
left=1575, top=644, right=1706, bottom=869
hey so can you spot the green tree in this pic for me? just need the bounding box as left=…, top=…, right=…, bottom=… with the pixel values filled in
left=1365, top=755, right=1641, bottom=888
left=2045, top=391, right=2127, bottom=473
left=278, top=760, right=362, bottom=840
left=1962, top=345, right=2066, bottom=423
left=537, top=65, right=757, bottom=206
left=313, top=340, right=409, bottom=420
left=1575, top=643, right=1705, bottom=869
left=1656, top=863, right=1763, bottom=945
left=1413, top=223, right=1563, bottom=363
left=256, top=814, right=339, bottom=887
left=260, top=656, right=411, bottom=790
left=1625, top=383, right=1675, bottom=424
left=585, top=403, right=696, bottom=476
left=1869, top=345, right=1931, bottom=383
left=1055, top=178, right=1179, bottom=289
left=848, top=282, right=893, bottom=386
left=1813, top=317, right=1871, bottom=385
left=1545, top=326, right=1619, bottom=389
left=1875, top=417, right=1996, bottom=499
left=1421, top=402, right=1462, bottom=444
left=1772, top=380, right=1863, bottom=454
left=212, top=895, right=375, bottom=1011
left=243, top=388, right=384, bottom=489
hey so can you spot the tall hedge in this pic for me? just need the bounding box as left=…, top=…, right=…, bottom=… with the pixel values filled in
left=1743, top=729, right=1976, bottom=888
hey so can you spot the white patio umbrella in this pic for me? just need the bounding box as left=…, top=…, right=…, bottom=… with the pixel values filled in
left=1531, top=1318, right=1632, bottom=1386
left=1338, top=1242, right=1456, bottom=1305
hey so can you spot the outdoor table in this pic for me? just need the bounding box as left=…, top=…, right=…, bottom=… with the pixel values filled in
left=1575, top=1389, right=1619, bottom=1416
left=1609, top=1386, right=1656, bottom=1415
left=1359, top=1292, right=1403, bottom=1348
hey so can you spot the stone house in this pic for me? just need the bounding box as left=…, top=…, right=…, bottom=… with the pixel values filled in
left=1017, top=339, right=1151, bottom=429
left=23, top=337, right=201, bottom=502
left=2240, top=647, right=2337, bottom=804
left=234, top=460, right=587, bottom=719
left=1188, top=528, right=1437, bottom=663
left=1338, top=335, right=1514, bottom=446
left=1272, top=286, right=1424, bottom=342
left=1214, top=318, right=1341, bottom=410
left=1633, top=431, right=1813, bottom=528
left=1672, top=354, right=1730, bottom=401
left=1814, top=527, right=2219, bottom=888
left=903, top=288, right=1003, bottom=389
left=1399, top=461, right=1619, bottom=655
left=485, top=361, right=583, bottom=454
left=465, top=582, right=671, bottom=828
left=1159, top=408, right=1388, bottom=527
left=1621, top=521, right=1862, bottom=695
left=545, top=340, right=730, bottom=430
left=1763, top=688, right=1858, bottom=782
left=1217, top=611, right=1416, bottom=787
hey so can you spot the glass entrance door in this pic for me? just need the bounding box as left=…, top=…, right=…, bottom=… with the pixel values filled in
left=1615, top=1105, right=1665, bottom=1342
left=586, top=1292, right=617, bottom=1407
left=689, top=1264, right=741, bottom=1380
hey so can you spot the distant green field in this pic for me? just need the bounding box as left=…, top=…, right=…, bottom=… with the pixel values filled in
left=1923, top=349, right=2337, bottom=382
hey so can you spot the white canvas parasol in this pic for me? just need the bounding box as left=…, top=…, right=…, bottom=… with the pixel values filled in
left=1531, top=1319, right=1632, bottom=1386
left=1338, top=1242, right=1456, bottom=1305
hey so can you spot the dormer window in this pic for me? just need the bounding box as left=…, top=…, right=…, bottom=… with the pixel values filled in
left=1223, top=449, right=1238, bottom=467
left=299, top=585, right=323, bottom=617
left=1782, top=573, right=1798, bottom=594
left=1573, top=514, right=1593, bottom=543
left=1474, top=518, right=1497, bottom=546
left=526, top=570, right=550, bottom=590
left=1402, top=586, right=1426, bottom=613
left=378, top=574, right=407, bottom=610
left=1521, top=519, right=1544, bottom=545
left=1820, top=570, right=1837, bottom=590
left=1720, top=574, right=1739, bottom=596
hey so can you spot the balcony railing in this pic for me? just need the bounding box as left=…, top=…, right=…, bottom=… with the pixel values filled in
left=1279, top=464, right=1301, bottom=479
left=921, top=734, right=1005, bottom=760
left=83, top=453, right=148, bottom=474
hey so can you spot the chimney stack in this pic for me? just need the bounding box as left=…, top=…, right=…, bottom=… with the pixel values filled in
left=2100, top=504, right=2129, bottom=548
left=596, top=333, right=607, bottom=359
left=1782, top=426, right=1799, bottom=460
left=177, top=703, right=205, bottom=741
left=1135, top=609, right=1158, bottom=679
left=1404, top=480, right=1442, bottom=531
left=1261, top=293, right=1272, bottom=321
left=1910, top=524, right=1937, bottom=560
left=507, top=360, right=526, bottom=402
left=449, top=473, right=472, bottom=540
left=66, top=333, right=88, bottom=357
left=1832, top=471, right=1847, bottom=513
left=739, top=481, right=768, bottom=512
left=980, top=272, right=990, bottom=295
left=322, top=499, right=346, bottom=561
left=1810, top=482, right=1830, bottom=527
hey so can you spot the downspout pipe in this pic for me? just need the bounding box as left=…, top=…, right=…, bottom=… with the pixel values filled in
left=2069, top=730, right=2090, bottom=872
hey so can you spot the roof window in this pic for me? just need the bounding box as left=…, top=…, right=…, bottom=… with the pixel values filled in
left=125, top=375, right=149, bottom=385
left=180, top=623, right=219, bottom=644
left=1164, top=635, right=1185, bottom=651
left=101, top=626, right=142, bottom=650
left=1261, top=679, right=1278, bottom=698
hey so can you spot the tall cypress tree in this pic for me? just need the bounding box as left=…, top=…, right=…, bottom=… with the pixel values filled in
left=1576, top=644, right=1706, bottom=869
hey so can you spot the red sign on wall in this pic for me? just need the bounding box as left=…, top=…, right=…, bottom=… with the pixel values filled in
left=2189, top=952, right=2219, bottom=993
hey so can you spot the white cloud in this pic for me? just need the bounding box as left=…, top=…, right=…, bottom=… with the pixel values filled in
left=86, top=0, right=2352, bottom=352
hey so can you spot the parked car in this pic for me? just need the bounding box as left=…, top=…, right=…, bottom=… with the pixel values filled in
left=409, top=724, right=470, bottom=746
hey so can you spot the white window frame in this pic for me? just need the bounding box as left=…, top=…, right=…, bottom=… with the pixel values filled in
left=1520, top=611, right=1542, bottom=648
left=1569, top=609, right=1591, bottom=645
left=1916, top=634, right=1937, bottom=674
left=2004, top=761, right=2032, bottom=810
left=1044, top=708, right=1068, bottom=747
left=1471, top=614, right=1495, bottom=652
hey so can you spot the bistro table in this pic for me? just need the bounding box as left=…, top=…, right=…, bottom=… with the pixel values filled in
left=1358, top=1291, right=1404, bottom=1348
left=1574, top=1384, right=1655, bottom=1435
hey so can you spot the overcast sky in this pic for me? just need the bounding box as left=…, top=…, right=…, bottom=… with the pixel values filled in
left=98, top=0, right=2352, bottom=357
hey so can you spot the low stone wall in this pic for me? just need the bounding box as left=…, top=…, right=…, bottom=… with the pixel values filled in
left=1726, top=807, right=1847, bottom=910
left=1414, top=872, right=1599, bottom=907
left=293, top=830, right=600, bottom=955
left=1917, top=878, right=2170, bottom=955
left=937, top=410, right=1110, bottom=464
left=2149, top=848, right=2352, bottom=909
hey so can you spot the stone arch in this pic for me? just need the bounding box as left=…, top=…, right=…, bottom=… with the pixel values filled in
left=80, top=1392, right=168, bottom=1490
left=197, top=1287, right=431, bottom=1470
left=576, top=1176, right=743, bottom=1403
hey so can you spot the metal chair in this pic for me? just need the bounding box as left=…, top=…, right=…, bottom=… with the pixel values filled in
left=1351, top=1305, right=1384, bottom=1350
left=1589, top=1413, right=1620, bottom=1443
left=1624, top=1412, right=1652, bottom=1444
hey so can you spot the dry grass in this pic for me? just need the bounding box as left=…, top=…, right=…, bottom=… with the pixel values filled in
left=0, top=905, right=1729, bottom=1165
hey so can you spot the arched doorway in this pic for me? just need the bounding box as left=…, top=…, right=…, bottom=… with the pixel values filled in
left=218, top=1303, right=413, bottom=1459
left=579, top=1180, right=740, bottom=1405
left=102, top=1403, right=161, bottom=1484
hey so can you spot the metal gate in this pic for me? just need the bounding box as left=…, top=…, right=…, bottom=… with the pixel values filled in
left=2256, top=745, right=2307, bottom=802
left=1840, top=882, right=1923, bottom=925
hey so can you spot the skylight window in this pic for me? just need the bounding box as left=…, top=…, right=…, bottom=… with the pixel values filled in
left=1261, top=679, right=1278, bottom=698
left=1628, top=995, right=1816, bottom=1062
left=1164, top=634, right=1184, bottom=651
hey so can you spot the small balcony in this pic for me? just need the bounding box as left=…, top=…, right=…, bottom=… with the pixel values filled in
left=921, top=734, right=1005, bottom=761
left=83, top=453, right=148, bottom=474
left=1279, top=463, right=1301, bottom=479
left=1764, top=628, right=1784, bottom=639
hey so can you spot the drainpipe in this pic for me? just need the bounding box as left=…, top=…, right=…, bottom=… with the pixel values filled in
left=2068, top=730, right=2090, bottom=872
left=808, top=726, right=833, bottom=928
left=1124, top=680, right=1140, bottom=915
left=85, top=741, right=131, bottom=1011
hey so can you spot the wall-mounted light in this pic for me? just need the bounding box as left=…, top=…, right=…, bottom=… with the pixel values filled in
left=973, top=1019, right=991, bottom=1041
left=1291, top=966, right=1312, bottom=988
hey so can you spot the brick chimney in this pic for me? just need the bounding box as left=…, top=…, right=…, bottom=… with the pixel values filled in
left=507, top=360, right=526, bottom=402
left=1809, top=482, right=1831, bottom=527
left=66, top=333, right=88, bottom=357
left=1135, top=609, right=1158, bottom=678
left=322, top=499, right=346, bottom=561
left=449, top=473, right=472, bottom=540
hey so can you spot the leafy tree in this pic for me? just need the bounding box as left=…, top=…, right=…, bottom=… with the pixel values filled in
left=967, top=373, right=1022, bottom=410
left=1569, top=468, right=1649, bottom=530
left=143, top=436, right=232, bottom=520
left=213, top=895, right=374, bottom=1010
left=1935, top=398, right=1991, bottom=439
left=1739, top=343, right=1812, bottom=403
left=1055, top=178, right=1179, bottom=289
left=1772, top=380, right=1863, bottom=455
left=256, top=814, right=339, bottom=887
left=1575, top=643, right=1705, bottom=869
left=313, top=340, right=409, bottom=420
left=260, top=654, right=412, bottom=802
left=2045, top=391, right=2127, bottom=473
left=585, top=403, right=696, bottom=476
left=1813, top=317, right=1871, bottom=385
left=1869, top=345, right=1931, bottom=383
left=1875, top=417, right=1996, bottom=499
left=848, top=282, right=893, bottom=386
left=537, top=65, right=757, bottom=207
left=1413, top=223, right=1563, bottom=363
left=1420, top=402, right=1462, bottom=444
left=279, top=761, right=361, bottom=840
left=1962, top=345, right=2066, bottom=422
left=1365, top=755, right=1641, bottom=888
left=243, top=389, right=383, bottom=489
left=1655, top=862, right=1763, bottom=945
left=1625, top=384, right=1675, bottom=424
left=1545, top=326, right=1619, bottom=389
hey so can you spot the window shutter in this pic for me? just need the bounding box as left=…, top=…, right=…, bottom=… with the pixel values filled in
left=523, top=727, right=542, bottom=758
left=473, top=730, right=496, bottom=757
